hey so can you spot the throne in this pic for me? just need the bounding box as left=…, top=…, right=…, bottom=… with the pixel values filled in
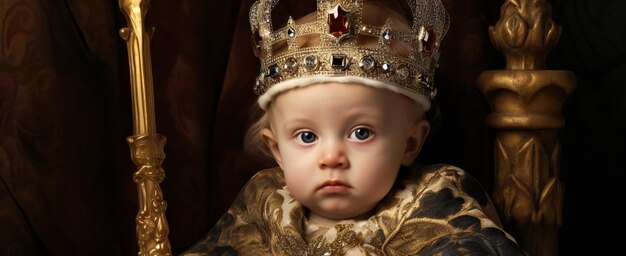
left=4, top=0, right=624, bottom=255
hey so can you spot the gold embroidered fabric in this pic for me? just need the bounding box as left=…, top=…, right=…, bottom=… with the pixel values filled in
left=183, top=165, right=526, bottom=255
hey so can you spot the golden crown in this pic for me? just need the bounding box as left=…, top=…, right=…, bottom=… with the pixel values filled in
left=249, top=0, right=448, bottom=110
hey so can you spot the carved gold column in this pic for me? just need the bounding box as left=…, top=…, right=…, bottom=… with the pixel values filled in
left=119, top=0, right=172, bottom=255
left=477, top=0, right=575, bottom=255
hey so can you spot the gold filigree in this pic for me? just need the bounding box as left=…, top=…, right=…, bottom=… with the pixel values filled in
left=274, top=219, right=366, bottom=255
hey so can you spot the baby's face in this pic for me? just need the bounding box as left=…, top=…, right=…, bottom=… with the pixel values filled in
left=263, top=83, right=428, bottom=225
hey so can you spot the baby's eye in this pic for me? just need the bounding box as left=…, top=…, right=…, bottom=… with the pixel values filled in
left=296, top=131, right=317, bottom=144
left=349, top=128, right=373, bottom=141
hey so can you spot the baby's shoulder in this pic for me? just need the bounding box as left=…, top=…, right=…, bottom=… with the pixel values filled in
left=400, top=164, right=491, bottom=208
left=246, top=167, right=285, bottom=187
left=231, top=167, right=286, bottom=208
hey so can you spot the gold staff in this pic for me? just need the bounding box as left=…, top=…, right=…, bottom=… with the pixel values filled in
left=118, top=0, right=172, bottom=255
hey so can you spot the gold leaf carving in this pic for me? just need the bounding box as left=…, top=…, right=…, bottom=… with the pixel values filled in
left=501, top=175, right=533, bottom=226
left=501, top=13, right=527, bottom=48
left=494, top=137, right=510, bottom=181
left=536, top=177, right=561, bottom=225
left=488, top=0, right=562, bottom=70
left=519, top=138, right=544, bottom=198
left=494, top=135, right=563, bottom=228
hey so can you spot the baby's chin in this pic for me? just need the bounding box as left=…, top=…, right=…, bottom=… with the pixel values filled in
left=306, top=204, right=375, bottom=226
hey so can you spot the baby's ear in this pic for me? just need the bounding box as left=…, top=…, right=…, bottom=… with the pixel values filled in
left=261, top=128, right=283, bottom=168
left=402, top=119, right=430, bottom=166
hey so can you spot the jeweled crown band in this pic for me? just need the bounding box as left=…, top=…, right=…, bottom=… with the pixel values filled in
left=253, top=47, right=435, bottom=98
left=250, top=0, right=449, bottom=110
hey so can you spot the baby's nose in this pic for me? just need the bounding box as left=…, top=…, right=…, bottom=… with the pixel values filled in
left=318, top=143, right=350, bottom=169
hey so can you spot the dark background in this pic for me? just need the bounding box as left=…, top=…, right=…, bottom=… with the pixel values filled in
left=0, top=0, right=623, bottom=255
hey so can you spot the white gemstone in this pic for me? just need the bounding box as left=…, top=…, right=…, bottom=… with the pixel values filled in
left=359, top=56, right=375, bottom=71
left=397, top=65, right=410, bottom=80
left=284, top=57, right=298, bottom=72
left=381, top=63, right=392, bottom=73
left=304, top=55, right=318, bottom=70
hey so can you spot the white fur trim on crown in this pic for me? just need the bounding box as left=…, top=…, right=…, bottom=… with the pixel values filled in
left=258, top=76, right=431, bottom=111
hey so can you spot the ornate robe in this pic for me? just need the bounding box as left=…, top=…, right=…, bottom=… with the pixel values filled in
left=183, top=165, right=526, bottom=255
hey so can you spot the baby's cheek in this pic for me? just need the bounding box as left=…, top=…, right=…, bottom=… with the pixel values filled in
left=283, top=167, right=311, bottom=189
left=357, top=157, right=400, bottom=190
left=357, top=166, right=396, bottom=188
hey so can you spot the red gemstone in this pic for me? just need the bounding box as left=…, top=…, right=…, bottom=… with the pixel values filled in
left=328, top=5, right=349, bottom=37
left=424, top=28, right=437, bottom=53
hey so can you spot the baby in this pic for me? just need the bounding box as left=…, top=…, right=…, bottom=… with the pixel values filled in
left=185, top=0, right=526, bottom=255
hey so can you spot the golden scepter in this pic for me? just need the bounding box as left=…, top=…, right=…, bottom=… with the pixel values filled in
left=118, top=0, right=172, bottom=255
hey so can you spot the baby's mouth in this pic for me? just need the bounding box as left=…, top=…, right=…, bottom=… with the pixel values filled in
left=318, top=180, right=351, bottom=193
